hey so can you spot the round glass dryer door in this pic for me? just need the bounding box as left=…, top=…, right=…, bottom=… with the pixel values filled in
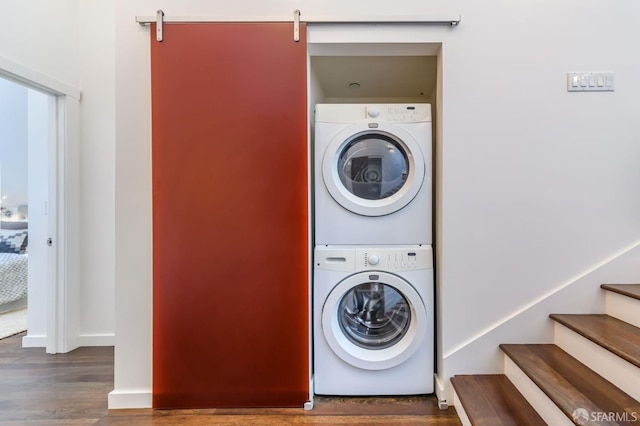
left=321, top=271, right=427, bottom=370
left=322, top=129, right=425, bottom=217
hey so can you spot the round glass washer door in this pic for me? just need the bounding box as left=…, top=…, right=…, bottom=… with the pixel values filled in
left=321, top=271, right=427, bottom=370
left=322, top=125, right=426, bottom=217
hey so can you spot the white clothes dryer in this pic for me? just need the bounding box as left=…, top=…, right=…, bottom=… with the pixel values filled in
left=313, top=245, right=434, bottom=395
left=314, top=104, right=432, bottom=246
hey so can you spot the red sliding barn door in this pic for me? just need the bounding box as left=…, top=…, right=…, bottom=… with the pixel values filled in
left=151, top=22, right=308, bottom=408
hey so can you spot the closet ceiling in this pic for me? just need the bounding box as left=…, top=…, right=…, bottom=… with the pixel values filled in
left=312, top=56, right=438, bottom=100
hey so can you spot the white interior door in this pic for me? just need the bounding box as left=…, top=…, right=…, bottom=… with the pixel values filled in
left=25, top=87, right=50, bottom=347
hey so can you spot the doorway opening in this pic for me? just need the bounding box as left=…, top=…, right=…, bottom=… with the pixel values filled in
left=307, top=35, right=444, bottom=405
left=0, top=77, right=50, bottom=344
left=0, top=56, right=80, bottom=354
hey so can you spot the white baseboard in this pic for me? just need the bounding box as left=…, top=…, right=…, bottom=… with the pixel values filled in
left=22, top=333, right=114, bottom=349
left=434, top=374, right=449, bottom=409
left=504, top=356, right=573, bottom=426
left=554, top=322, right=640, bottom=401
left=77, top=333, right=115, bottom=347
left=22, top=334, right=46, bottom=348
left=108, top=389, right=152, bottom=409
left=305, top=376, right=314, bottom=410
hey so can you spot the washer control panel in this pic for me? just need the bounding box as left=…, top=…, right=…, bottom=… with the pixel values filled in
left=366, top=105, right=430, bottom=123
left=360, top=247, right=432, bottom=271
left=315, top=245, right=433, bottom=272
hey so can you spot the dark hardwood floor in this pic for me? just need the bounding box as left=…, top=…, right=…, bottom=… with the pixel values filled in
left=0, top=333, right=461, bottom=425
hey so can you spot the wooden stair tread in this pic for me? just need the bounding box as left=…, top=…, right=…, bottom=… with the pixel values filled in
left=550, top=314, right=640, bottom=368
left=451, top=374, right=545, bottom=426
left=601, top=284, right=640, bottom=301
left=500, top=344, right=640, bottom=424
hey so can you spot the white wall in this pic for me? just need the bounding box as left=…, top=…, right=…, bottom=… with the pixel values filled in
left=0, top=1, right=80, bottom=85
left=110, top=0, right=153, bottom=408
left=436, top=2, right=640, bottom=399
left=438, top=0, right=640, bottom=347
left=77, top=0, right=116, bottom=344
left=112, top=0, right=640, bottom=407
left=0, top=0, right=116, bottom=347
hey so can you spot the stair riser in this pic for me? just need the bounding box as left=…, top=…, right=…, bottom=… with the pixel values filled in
left=554, top=322, right=640, bottom=401
left=606, top=291, right=640, bottom=329
left=452, top=391, right=472, bottom=426
left=503, top=356, right=574, bottom=426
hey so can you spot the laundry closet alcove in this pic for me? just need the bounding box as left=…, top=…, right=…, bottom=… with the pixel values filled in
left=151, top=22, right=309, bottom=408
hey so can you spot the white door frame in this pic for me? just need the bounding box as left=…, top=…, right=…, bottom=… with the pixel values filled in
left=0, top=56, right=81, bottom=354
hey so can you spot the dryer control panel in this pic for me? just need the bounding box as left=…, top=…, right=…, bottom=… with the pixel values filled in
left=315, top=245, right=433, bottom=272
left=315, top=103, right=432, bottom=124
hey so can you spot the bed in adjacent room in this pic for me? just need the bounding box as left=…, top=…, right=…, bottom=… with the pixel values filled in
left=0, top=222, right=28, bottom=313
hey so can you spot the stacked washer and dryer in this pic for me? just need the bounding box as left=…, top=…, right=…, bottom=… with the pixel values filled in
left=313, top=104, right=435, bottom=396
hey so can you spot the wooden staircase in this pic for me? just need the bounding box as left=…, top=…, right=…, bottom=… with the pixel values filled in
left=451, top=284, right=640, bottom=425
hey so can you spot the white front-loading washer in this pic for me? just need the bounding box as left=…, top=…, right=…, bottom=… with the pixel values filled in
left=314, top=104, right=432, bottom=246
left=313, top=245, right=434, bottom=395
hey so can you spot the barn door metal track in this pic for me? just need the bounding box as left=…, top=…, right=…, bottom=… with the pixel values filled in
left=137, top=10, right=461, bottom=42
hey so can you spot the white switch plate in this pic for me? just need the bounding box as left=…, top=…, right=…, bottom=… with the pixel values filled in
left=567, top=72, right=614, bottom=92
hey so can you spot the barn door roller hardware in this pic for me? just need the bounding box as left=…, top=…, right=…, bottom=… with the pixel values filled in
left=136, top=10, right=462, bottom=42
left=155, top=10, right=164, bottom=42
left=293, top=9, right=301, bottom=42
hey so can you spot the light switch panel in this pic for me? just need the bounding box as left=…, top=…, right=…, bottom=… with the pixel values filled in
left=567, top=72, right=614, bottom=92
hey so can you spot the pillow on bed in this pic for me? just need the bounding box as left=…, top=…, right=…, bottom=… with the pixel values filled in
left=0, top=230, right=28, bottom=254
left=0, top=221, right=28, bottom=230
